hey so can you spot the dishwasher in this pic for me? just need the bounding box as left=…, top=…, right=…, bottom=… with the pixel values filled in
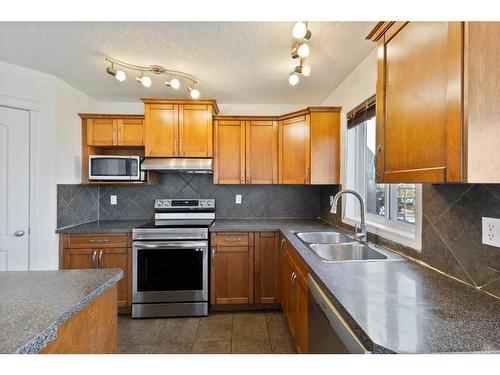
left=308, top=275, right=369, bottom=354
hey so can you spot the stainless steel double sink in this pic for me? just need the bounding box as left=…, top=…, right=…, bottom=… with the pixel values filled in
left=295, top=231, right=391, bottom=262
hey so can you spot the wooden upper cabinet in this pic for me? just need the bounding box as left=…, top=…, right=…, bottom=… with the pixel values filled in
left=213, top=119, right=245, bottom=184
left=368, top=21, right=500, bottom=183
left=279, top=115, right=310, bottom=184
left=142, top=99, right=219, bottom=158
left=179, top=104, right=213, bottom=157
left=246, top=120, right=278, bottom=184
left=144, top=103, right=179, bottom=157
left=84, top=115, right=144, bottom=147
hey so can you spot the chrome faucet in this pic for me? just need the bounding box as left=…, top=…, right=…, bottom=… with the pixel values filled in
left=330, top=189, right=367, bottom=243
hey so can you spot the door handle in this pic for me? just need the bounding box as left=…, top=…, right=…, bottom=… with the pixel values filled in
left=280, top=238, right=285, bottom=255
left=91, top=250, right=97, bottom=267
left=211, top=248, right=216, bottom=265
left=14, top=230, right=25, bottom=237
left=98, top=250, right=103, bottom=267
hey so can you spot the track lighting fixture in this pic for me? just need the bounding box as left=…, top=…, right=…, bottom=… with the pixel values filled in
left=287, top=22, right=312, bottom=85
left=188, top=86, right=201, bottom=99
left=292, top=22, right=312, bottom=40
left=104, top=57, right=199, bottom=98
left=136, top=73, right=152, bottom=88
left=288, top=72, right=300, bottom=86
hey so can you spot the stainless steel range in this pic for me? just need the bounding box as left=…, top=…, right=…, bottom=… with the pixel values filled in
left=131, top=198, right=215, bottom=318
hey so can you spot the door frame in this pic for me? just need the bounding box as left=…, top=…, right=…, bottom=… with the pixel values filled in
left=0, top=93, right=44, bottom=270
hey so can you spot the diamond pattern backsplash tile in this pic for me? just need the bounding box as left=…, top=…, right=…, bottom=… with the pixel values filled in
left=57, top=173, right=321, bottom=228
left=320, top=183, right=500, bottom=299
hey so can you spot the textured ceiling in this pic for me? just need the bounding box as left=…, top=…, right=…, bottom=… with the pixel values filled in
left=0, top=22, right=375, bottom=104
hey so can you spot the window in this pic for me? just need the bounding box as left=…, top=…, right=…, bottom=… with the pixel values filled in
left=344, top=114, right=422, bottom=250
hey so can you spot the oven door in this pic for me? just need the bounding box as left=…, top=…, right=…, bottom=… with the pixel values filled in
left=132, top=241, right=208, bottom=304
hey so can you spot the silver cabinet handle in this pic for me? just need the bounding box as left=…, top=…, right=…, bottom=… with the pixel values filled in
left=280, top=238, right=285, bottom=255
left=290, top=271, right=296, bottom=285
left=91, top=250, right=97, bottom=268
left=291, top=273, right=297, bottom=287
left=223, top=237, right=242, bottom=242
left=14, top=230, right=25, bottom=237
left=90, top=239, right=109, bottom=243
left=211, top=248, right=216, bottom=265
left=98, top=250, right=103, bottom=267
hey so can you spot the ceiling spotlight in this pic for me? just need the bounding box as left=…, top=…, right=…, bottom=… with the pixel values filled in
left=167, top=78, right=180, bottom=89
left=188, top=86, right=200, bottom=99
left=288, top=72, right=300, bottom=86
left=292, top=43, right=310, bottom=59
left=115, top=70, right=126, bottom=82
left=301, top=63, right=311, bottom=77
left=136, top=73, right=152, bottom=88
left=292, top=21, right=312, bottom=40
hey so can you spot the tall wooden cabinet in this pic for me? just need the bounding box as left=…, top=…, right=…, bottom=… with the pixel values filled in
left=368, top=21, right=500, bottom=183
left=142, top=99, right=219, bottom=158
left=60, top=233, right=132, bottom=308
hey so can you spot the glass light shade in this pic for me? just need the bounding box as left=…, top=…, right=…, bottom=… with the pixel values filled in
left=301, top=64, right=311, bottom=77
left=170, top=78, right=180, bottom=89
left=190, top=88, right=200, bottom=99
left=297, top=43, right=310, bottom=58
left=292, top=22, right=307, bottom=39
left=115, top=70, right=126, bottom=82
left=140, top=76, right=152, bottom=87
left=288, top=72, right=299, bottom=86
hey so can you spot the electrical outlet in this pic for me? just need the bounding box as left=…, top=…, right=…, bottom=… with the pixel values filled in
left=330, top=195, right=334, bottom=206
left=482, top=217, right=500, bottom=247
left=110, top=195, right=117, bottom=205
left=235, top=194, right=242, bottom=204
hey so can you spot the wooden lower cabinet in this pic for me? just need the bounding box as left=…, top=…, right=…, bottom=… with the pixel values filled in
left=281, top=238, right=309, bottom=353
left=60, top=233, right=132, bottom=308
left=254, top=232, right=280, bottom=304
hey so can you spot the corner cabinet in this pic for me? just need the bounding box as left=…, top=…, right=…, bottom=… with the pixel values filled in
left=279, top=107, right=341, bottom=185
left=368, top=21, right=500, bottom=183
left=59, top=233, right=132, bottom=308
left=142, top=99, right=219, bottom=158
left=214, top=107, right=340, bottom=185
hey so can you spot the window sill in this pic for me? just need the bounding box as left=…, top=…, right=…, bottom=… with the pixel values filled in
left=342, top=216, right=422, bottom=251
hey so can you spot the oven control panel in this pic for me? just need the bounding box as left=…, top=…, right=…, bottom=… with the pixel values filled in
left=154, top=199, right=215, bottom=209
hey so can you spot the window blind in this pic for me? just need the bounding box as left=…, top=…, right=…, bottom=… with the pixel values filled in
left=347, top=95, right=376, bottom=128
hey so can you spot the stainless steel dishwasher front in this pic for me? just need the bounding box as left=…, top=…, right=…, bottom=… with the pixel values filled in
left=307, top=274, right=369, bottom=354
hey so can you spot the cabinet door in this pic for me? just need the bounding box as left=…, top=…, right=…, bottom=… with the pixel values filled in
left=211, top=242, right=254, bottom=304
left=295, top=272, right=308, bottom=354
left=145, top=104, right=179, bottom=157
left=179, top=104, right=212, bottom=157
left=310, top=112, right=340, bottom=184
left=99, top=248, right=130, bottom=308
left=254, top=232, right=280, bottom=304
left=64, top=248, right=97, bottom=269
left=118, top=119, right=144, bottom=146
left=283, top=251, right=297, bottom=339
left=246, top=120, right=278, bottom=184
left=279, top=115, right=310, bottom=184
left=378, top=22, right=462, bottom=183
left=87, top=119, right=116, bottom=146
left=213, top=120, right=245, bottom=184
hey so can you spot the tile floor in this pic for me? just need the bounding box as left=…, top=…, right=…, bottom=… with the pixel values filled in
left=118, top=311, right=295, bottom=354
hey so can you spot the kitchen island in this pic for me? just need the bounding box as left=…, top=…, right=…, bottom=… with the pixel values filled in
left=0, top=268, right=122, bottom=354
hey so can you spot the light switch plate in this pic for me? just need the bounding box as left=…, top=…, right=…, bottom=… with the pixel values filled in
left=110, top=195, right=117, bottom=205
left=482, top=217, right=500, bottom=247
left=235, top=194, right=242, bottom=204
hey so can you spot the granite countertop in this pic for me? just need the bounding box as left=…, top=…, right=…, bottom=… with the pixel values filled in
left=0, top=269, right=123, bottom=354
left=55, top=218, right=500, bottom=353
left=56, top=220, right=149, bottom=234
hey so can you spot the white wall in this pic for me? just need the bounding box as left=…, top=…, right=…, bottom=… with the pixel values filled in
left=320, top=48, right=377, bottom=184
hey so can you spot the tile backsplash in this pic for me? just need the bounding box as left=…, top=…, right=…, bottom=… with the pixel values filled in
left=320, top=184, right=500, bottom=299
left=57, top=173, right=321, bottom=228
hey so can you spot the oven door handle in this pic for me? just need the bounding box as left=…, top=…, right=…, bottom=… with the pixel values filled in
left=133, top=241, right=208, bottom=250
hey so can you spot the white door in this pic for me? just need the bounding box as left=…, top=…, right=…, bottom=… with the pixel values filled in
left=0, top=106, right=30, bottom=270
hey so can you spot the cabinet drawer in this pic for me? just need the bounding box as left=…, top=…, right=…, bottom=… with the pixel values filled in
left=214, top=233, right=249, bottom=247
left=66, top=233, right=129, bottom=248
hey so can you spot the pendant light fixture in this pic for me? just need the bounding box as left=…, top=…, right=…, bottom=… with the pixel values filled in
left=104, top=57, right=200, bottom=98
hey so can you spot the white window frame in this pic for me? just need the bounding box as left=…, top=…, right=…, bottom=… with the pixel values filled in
left=343, top=118, right=422, bottom=251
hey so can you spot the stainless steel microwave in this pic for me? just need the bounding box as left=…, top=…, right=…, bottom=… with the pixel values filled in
left=88, top=155, right=143, bottom=181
